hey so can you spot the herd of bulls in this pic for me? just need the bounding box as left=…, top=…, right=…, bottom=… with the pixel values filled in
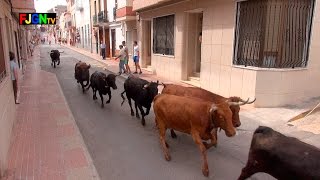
left=67, top=58, right=320, bottom=179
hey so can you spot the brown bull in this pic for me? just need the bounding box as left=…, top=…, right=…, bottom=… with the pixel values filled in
left=161, top=84, right=255, bottom=138
left=75, top=61, right=91, bottom=93
left=153, top=94, right=236, bottom=177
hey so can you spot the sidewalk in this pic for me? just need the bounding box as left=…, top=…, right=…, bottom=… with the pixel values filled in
left=3, top=47, right=100, bottom=180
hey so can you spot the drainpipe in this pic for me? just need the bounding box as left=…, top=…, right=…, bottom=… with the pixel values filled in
left=89, top=0, right=93, bottom=53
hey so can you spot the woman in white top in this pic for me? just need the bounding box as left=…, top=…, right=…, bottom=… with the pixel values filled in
left=132, top=41, right=142, bottom=74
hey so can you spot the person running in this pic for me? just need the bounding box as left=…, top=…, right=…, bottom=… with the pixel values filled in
left=132, top=41, right=142, bottom=74
left=9, top=52, right=20, bottom=104
left=115, top=45, right=126, bottom=75
left=122, top=41, right=131, bottom=73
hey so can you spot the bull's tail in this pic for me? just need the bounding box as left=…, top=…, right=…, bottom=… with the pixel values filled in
left=120, top=90, right=126, bottom=106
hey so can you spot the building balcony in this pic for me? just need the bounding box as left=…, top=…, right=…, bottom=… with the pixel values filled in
left=133, top=0, right=174, bottom=11
left=115, top=6, right=136, bottom=21
left=93, top=15, right=99, bottom=27
left=98, top=11, right=108, bottom=23
left=75, top=0, right=83, bottom=11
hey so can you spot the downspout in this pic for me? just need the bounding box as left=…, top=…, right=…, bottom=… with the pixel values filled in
left=89, top=0, right=93, bottom=53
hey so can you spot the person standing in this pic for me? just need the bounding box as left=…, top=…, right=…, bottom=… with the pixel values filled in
left=9, top=52, right=20, bottom=104
left=115, top=45, right=126, bottom=75
left=28, top=41, right=34, bottom=56
left=100, top=41, right=106, bottom=60
left=122, top=41, right=131, bottom=73
left=132, top=41, right=142, bottom=74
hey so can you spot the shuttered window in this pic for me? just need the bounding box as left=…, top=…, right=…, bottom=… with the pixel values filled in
left=233, top=0, right=315, bottom=68
left=153, top=15, right=174, bottom=56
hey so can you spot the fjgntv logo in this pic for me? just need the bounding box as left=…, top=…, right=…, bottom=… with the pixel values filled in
left=19, top=13, right=57, bottom=25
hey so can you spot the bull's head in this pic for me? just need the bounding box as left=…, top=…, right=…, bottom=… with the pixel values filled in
left=143, top=81, right=159, bottom=100
left=210, top=103, right=236, bottom=137
left=106, top=74, right=117, bottom=90
left=226, top=97, right=256, bottom=127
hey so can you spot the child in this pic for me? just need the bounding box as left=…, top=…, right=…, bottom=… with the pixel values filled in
left=115, top=45, right=126, bottom=75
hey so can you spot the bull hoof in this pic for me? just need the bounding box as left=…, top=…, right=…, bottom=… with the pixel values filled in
left=141, top=120, right=146, bottom=126
left=165, top=142, right=169, bottom=148
left=202, top=169, right=209, bottom=177
left=101, top=104, right=104, bottom=108
left=171, top=132, right=177, bottom=139
left=136, top=114, right=140, bottom=119
left=106, top=100, right=110, bottom=104
left=131, top=112, right=135, bottom=116
left=165, top=155, right=171, bottom=161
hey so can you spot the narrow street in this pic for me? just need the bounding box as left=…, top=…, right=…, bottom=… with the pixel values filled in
left=39, top=44, right=274, bottom=180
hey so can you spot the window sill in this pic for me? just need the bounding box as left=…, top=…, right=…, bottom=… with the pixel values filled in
left=153, top=54, right=175, bottom=58
left=232, top=65, right=308, bottom=72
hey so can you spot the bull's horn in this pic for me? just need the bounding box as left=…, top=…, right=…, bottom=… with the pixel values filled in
left=227, top=98, right=249, bottom=106
left=156, top=80, right=159, bottom=85
left=247, top=98, right=256, bottom=104
left=210, top=104, right=218, bottom=112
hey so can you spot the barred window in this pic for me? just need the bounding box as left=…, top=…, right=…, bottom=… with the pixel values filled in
left=153, top=15, right=174, bottom=56
left=233, top=0, right=315, bottom=68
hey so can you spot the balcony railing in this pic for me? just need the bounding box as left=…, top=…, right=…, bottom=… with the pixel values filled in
left=98, top=11, right=108, bottom=23
left=93, top=15, right=98, bottom=26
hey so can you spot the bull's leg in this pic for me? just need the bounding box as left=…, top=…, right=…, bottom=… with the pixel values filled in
left=99, top=91, right=104, bottom=108
left=92, top=88, right=97, bottom=100
left=80, top=81, right=85, bottom=93
left=137, top=104, right=146, bottom=126
left=134, top=102, right=140, bottom=119
left=106, top=91, right=111, bottom=104
left=203, top=128, right=218, bottom=149
left=170, top=129, right=177, bottom=139
left=145, top=105, right=151, bottom=116
left=191, top=130, right=209, bottom=177
left=127, top=97, right=134, bottom=116
left=238, top=154, right=261, bottom=180
left=157, top=120, right=171, bottom=161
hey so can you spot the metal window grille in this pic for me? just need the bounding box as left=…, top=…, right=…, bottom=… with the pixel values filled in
left=153, top=15, right=175, bottom=56
left=233, top=0, right=315, bottom=68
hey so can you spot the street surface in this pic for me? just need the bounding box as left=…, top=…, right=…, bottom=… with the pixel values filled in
left=39, top=44, right=274, bottom=180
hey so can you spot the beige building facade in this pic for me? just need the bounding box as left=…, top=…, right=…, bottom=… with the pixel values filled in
left=0, top=0, right=34, bottom=176
left=133, top=0, right=320, bottom=107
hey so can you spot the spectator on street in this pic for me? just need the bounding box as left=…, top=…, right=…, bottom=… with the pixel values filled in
left=9, top=51, right=20, bottom=104
left=122, top=41, right=131, bottom=73
left=115, top=45, right=126, bottom=75
left=28, top=41, right=34, bottom=56
left=132, top=41, right=142, bottom=74
left=100, top=41, right=106, bottom=60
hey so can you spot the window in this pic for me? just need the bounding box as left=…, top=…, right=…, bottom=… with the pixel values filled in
left=233, top=0, right=315, bottom=68
left=153, top=15, right=174, bottom=56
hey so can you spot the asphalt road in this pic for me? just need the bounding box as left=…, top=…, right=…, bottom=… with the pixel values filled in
left=39, top=44, right=275, bottom=180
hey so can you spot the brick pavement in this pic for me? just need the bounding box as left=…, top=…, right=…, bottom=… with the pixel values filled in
left=2, top=46, right=100, bottom=180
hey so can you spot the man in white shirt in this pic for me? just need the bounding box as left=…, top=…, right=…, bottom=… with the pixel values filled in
left=115, top=45, right=126, bottom=75
left=100, top=41, right=106, bottom=60
left=133, top=41, right=142, bottom=74
left=122, top=41, right=131, bottom=73
left=9, top=52, right=20, bottom=104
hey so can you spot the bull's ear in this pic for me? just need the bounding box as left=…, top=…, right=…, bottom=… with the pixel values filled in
left=87, top=64, right=91, bottom=69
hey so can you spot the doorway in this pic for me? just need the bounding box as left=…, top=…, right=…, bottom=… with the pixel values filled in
left=14, top=31, right=20, bottom=68
left=111, top=29, right=116, bottom=57
left=186, top=11, right=203, bottom=80
left=104, top=28, right=110, bottom=57
left=142, top=20, right=151, bottom=67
